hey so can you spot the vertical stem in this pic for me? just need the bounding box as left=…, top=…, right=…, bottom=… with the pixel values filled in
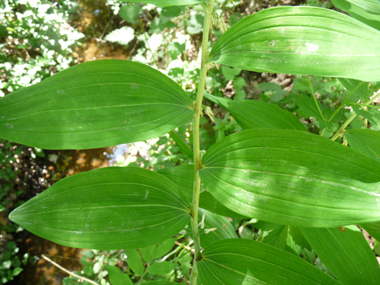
left=190, top=1, right=215, bottom=285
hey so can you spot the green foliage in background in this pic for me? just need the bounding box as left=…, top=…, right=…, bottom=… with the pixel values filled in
left=0, top=0, right=83, bottom=96
left=2, top=0, right=380, bottom=284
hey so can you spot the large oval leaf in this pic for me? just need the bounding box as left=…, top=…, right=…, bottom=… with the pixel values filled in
left=198, top=239, right=339, bottom=285
left=345, top=129, right=380, bottom=160
left=301, top=226, right=380, bottom=284
left=204, top=93, right=306, bottom=131
left=0, top=60, right=194, bottom=149
left=120, top=0, right=204, bottom=7
left=9, top=167, right=190, bottom=249
left=199, top=129, right=380, bottom=227
left=332, top=0, right=380, bottom=30
left=209, top=6, right=380, bottom=81
left=158, top=165, right=247, bottom=218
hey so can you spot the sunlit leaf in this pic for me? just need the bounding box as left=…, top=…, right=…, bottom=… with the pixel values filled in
left=209, top=6, right=380, bottom=81
left=9, top=167, right=190, bottom=249
left=120, top=0, right=204, bottom=7
left=198, top=239, right=339, bottom=285
left=204, top=93, right=306, bottom=131
left=301, top=226, right=380, bottom=284
left=158, top=165, right=247, bottom=218
left=0, top=60, right=194, bottom=149
left=199, top=129, right=380, bottom=227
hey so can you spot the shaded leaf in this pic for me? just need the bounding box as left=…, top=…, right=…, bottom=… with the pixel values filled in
left=361, top=221, right=380, bottom=241
left=199, top=129, right=380, bottom=227
left=152, top=238, right=177, bottom=259
left=345, top=129, right=380, bottom=160
left=204, top=93, right=306, bottom=131
left=198, top=208, right=238, bottom=248
left=301, top=226, right=380, bottom=284
left=254, top=221, right=288, bottom=250
left=198, top=239, right=339, bottom=285
left=332, top=0, right=380, bottom=30
left=209, top=6, right=380, bottom=81
left=104, top=265, right=133, bottom=285
left=338, top=78, right=369, bottom=102
left=158, top=165, right=246, bottom=218
left=125, top=249, right=145, bottom=275
left=9, top=167, right=190, bottom=249
left=146, top=261, right=176, bottom=275
left=0, top=60, right=194, bottom=149
left=119, top=4, right=142, bottom=24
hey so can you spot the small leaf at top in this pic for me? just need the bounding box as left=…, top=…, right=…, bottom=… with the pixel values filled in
left=9, top=167, right=190, bottom=249
left=119, top=4, right=142, bottom=24
left=209, top=6, right=380, bottom=81
left=0, top=60, right=194, bottom=149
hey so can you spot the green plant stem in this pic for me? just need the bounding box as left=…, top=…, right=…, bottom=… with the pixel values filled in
left=331, top=92, right=380, bottom=141
left=190, top=1, right=215, bottom=285
left=307, top=76, right=324, bottom=120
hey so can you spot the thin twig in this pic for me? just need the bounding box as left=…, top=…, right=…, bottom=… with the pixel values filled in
left=41, top=254, right=100, bottom=285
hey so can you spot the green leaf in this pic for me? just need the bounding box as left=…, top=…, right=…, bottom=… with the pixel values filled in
left=254, top=221, right=288, bottom=250
left=204, top=93, right=306, bottom=131
left=332, top=0, right=380, bottom=30
left=104, top=265, right=133, bottom=285
left=221, top=66, right=241, bottom=81
left=187, top=14, right=204, bottom=34
left=120, top=0, right=204, bottom=7
left=209, top=6, right=380, bottom=81
left=81, top=250, right=95, bottom=259
left=158, top=165, right=247, bottom=218
left=301, top=226, right=380, bottom=284
left=146, top=261, right=176, bottom=275
left=361, top=221, right=380, bottom=241
left=198, top=209, right=238, bottom=248
left=9, top=167, right=190, bottom=249
left=198, top=239, right=339, bottom=285
left=345, top=129, right=380, bottom=160
left=152, top=238, right=176, bottom=259
left=0, top=60, right=194, bottom=149
left=140, top=245, right=156, bottom=264
left=125, top=249, right=145, bottom=275
left=119, top=4, right=142, bottom=24
left=339, top=78, right=369, bottom=102
left=295, top=94, right=322, bottom=119
left=199, top=129, right=380, bottom=227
